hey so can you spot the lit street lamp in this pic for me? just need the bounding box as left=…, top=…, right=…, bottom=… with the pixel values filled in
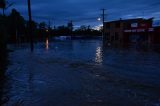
left=97, top=18, right=101, bottom=21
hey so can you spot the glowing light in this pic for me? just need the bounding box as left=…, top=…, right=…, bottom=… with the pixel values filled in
left=45, top=38, right=49, bottom=50
left=97, top=18, right=101, bottom=21
left=93, top=24, right=103, bottom=31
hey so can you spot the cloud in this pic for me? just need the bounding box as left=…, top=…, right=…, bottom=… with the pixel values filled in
left=8, top=0, right=160, bottom=26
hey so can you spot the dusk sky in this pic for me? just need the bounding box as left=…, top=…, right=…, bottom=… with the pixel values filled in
left=5, top=0, right=160, bottom=27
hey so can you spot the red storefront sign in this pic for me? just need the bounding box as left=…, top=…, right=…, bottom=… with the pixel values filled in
left=125, top=21, right=153, bottom=33
left=124, top=28, right=154, bottom=33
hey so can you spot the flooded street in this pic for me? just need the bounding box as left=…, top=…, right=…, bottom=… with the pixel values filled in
left=2, top=38, right=160, bottom=106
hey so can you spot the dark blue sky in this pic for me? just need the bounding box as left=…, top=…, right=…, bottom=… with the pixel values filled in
left=5, top=0, right=160, bottom=27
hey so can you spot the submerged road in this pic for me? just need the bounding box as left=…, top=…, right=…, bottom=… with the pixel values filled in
left=2, top=39, right=160, bottom=106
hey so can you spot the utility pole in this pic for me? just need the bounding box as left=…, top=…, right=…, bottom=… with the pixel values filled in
left=47, top=20, right=51, bottom=38
left=2, top=7, right=4, bottom=16
left=48, top=20, right=51, bottom=31
left=101, top=9, right=106, bottom=44
left=27, top=0, right=34, bottom=52
left=48, top=20, right=51, bottom=28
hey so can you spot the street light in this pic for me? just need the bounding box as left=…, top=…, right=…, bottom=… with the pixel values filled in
left=27, top=0, right=34, bottom=52
left=97, top=18, right=101, bottom=21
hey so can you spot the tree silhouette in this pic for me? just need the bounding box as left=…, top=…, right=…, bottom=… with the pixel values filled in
left=0, top=0, right=7, bottom=78
left=0, top=0, right=5, bottom=8
left=0, top=0, right=13, bottom=15
left=7, top=9, right=26, bottom=43
left=0, top=0, right=5, bottom=15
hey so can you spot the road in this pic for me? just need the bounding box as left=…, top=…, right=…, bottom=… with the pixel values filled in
left=2, top=39, right=160, bottom=106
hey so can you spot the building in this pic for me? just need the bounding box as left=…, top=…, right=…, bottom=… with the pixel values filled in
left=103, top=18, right=160, bottom=46
left=153, top=26, right=160, bottom=44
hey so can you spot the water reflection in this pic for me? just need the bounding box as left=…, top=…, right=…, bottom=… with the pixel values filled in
left=95, top=46, right=103, bottom=64
left=5, top=38, right=160, bottom=105
left=45, top=38, right=49, bottom=50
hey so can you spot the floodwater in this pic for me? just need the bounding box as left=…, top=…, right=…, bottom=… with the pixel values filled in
left=2, top=37, right=160, bottom=106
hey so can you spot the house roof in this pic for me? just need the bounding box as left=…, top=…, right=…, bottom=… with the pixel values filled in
left=104, top=18, right=153, bottom=24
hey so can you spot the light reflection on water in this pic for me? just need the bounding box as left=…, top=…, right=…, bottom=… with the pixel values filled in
left=95, top=46, right=103, bottom=64
left=5, top=37, right=160, bottom=106
left=45, top=38, right=49, bottom=50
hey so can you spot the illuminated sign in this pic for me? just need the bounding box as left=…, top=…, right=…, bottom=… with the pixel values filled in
left=124, top=28, right=154, bottom=33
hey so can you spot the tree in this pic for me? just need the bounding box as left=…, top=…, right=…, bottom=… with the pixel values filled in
left=37, top=22, right=47, bottom=40
left=7, top=9, right=26, bottom=43
left=0, top=15, right=7, bottom=71
left=0, top=0, right=5, bottom=9
left=0, top=0, right=5, bottom=15
left=67, top=21, right=73, bottom=32
left=73, top=25, right=101, bottom=36
left=39, top=22, right=46, bottom=30
left=0, top=0, right=7, bottom=78
left=79, top=25, right=87, bottom=31
left=0, top=0, right=13, bottom=16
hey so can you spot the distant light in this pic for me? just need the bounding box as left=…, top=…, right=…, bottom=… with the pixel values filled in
left=93, top=24, right=103, bottom=31
left=46, top=29, right=49, bottom=32
left=45, top=38, right=49, bottom=50
left=97, top=18, right=101, bottom=21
